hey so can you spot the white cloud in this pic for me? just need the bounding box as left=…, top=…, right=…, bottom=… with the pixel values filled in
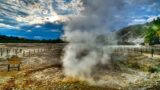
left=50, top=29, right=61, bottom=33
left=54, top=0, right=84, bottom=15
left=0, top=0, right=84, bottom=27
left=26, top=30, right=32, bottom=32
left=14, top=0, right=84, bottom=25
left=128, top=15, right=160, bottom=25
left=128, top=19, right=146, bottom=25
left=146, top=15, right=159, bottom=22
left=35, top=25, right=41, bottom=28
left=0, top=23, right=20, bottom=30
left=16, top=14, right=63, bottom=25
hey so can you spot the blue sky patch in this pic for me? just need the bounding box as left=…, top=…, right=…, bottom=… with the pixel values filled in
left=0, top=0, right=160, bottom=39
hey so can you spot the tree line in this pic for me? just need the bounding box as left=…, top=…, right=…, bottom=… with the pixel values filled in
left=0, top=35, right=64, bottom=43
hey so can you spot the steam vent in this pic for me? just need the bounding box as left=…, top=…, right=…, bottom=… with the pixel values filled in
left=0, top=0, right=160, bottom=90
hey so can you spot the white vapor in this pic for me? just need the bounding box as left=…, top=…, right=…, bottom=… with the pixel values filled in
left=62, top=0, right=124, bottom=80
left=62, top=0, right=156, bottom=84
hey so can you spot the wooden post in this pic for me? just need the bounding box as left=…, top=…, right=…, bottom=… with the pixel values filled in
left=35, top=49, right=36, bottom=54
left=151, top=48, right=154, bottom=57
left=18, top=64, right=20, bottom=71
left=29, top=50, right=31, bottom=57
left=20, top=49, right=22, bottom=53
left=6, top=49, right=10, bottom=56
left=0, top=48, right=2, bottom=56
left=33, top=49, right=35, bottom=55
left=15, top=49, right=18, bottom=56
left=23, top=51, right=25, bottom=57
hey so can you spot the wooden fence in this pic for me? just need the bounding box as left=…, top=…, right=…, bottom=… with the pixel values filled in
left=114, top=46, right=160, bottom=57
left=1, top=45, right=158, bottom=58
left=0, top=46, right=54, bottom=58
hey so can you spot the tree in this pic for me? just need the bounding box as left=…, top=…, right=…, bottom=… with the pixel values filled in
left=145, top=17, right=160, bottom=45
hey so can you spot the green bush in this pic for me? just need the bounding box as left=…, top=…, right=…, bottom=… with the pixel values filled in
left=149, top=65, right=160, bottom=73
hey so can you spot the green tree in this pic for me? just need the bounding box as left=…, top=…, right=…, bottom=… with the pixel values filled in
left=145, top=17, right=160, bottom=45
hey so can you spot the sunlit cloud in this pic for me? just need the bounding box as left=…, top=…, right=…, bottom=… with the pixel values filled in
left=128, top=15, right=160, bottom=25
left=147, top=15, right=160, bottom=22
left=0, top=23, right=20, bottom=30
left=12, top=0, right=84, bottom=25
left=128, top=19, right=147, bottom=25
left=35, top=25, right=41, bottom=28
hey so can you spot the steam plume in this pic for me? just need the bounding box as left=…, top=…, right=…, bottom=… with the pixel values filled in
left=62, top=0, right=155, bottom=81
left=62, top=0, right=124, bottom=79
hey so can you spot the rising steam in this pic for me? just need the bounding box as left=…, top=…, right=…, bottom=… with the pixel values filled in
left=62, top=0, right=155, bottom=81
left=62, top=0, right=124, bottom=80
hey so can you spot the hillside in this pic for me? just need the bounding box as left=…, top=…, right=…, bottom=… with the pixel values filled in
left=117, top=24, right=147, bottom=44
left=117, top=18, right=160, bottom=45
left=0, top=35, right=64, bottom=43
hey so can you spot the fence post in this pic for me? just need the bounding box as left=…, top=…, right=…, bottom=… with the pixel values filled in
left=1, top=49, right=3, bottom=56
left=6, top=49, right=9, bottom=56
left=151, top=48, right=154, bottom=57
left=0, top=48, right=2, bottom=56
left=34, top=49, right=35, bottom=54
left=20, top=49, right=22, bottom=53
left=23, top=51, right=25, bottom=57
left=15, top=49, right=18, bottom=56
left=44, top=48, right=46, bottom=52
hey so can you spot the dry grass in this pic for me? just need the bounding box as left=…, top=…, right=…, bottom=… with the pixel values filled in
left=1, top=44, right=160, bottom=89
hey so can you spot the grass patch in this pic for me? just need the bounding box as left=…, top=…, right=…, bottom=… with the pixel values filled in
left=149, top=64, right=160, bottom=73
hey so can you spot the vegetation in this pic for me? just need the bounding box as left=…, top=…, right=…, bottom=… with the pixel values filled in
left=0, top=35, right=64, bottom=43
left=118, top=17, right=160, bottom=45
left=145, top=17, right=160, bottom=45
left=149, top=64, right=160, bottom=73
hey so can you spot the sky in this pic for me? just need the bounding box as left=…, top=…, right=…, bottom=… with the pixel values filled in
left=0, top=0, right=160, bottom=40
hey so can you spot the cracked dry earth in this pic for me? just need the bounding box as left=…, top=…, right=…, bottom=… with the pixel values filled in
left=1, top=44, right=160, bottom=90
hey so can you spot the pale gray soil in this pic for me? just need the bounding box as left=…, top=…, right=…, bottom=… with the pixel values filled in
left=0, top=44, right=160, bottom=90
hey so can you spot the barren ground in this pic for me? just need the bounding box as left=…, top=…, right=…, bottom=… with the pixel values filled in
left=0, top=43, right=160, bottom=90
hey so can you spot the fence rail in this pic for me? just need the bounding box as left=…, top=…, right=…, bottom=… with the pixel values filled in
left=0, top=45, right=54, bottom=58
left=113, top=46, right=160, bottom=57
